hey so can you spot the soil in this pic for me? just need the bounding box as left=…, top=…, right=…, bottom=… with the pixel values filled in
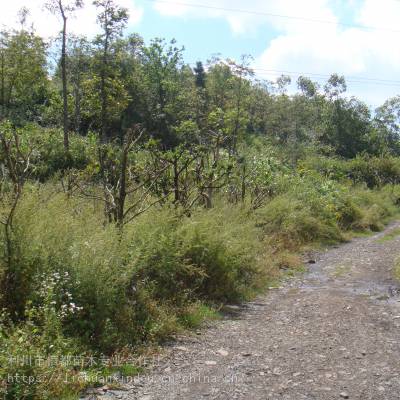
left=88, top=221, right=400, bottom=400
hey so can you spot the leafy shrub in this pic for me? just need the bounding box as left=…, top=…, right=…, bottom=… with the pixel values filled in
left=256, top=174, right=345, bottom=249
left=346, top=156, right=400, bottom=188
left=0, top=123, right=91, bottom=181
left=256, top=171, right=400, bottom=250
left=298, top=155, right=348, bottom=182
left=0, top=302, right=85, bottom=400
left=300, top=154, right=400, bottom=189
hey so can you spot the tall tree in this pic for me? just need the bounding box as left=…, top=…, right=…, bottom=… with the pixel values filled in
left=0, top=28, right=48, bottom=124
left=374, top=96, right=400, bottom=154
left=141, top=38, right=186, bottom=149
left=227, top=55, right=254, bottom=155
left=46, top=0, right=84, bottom=151
left=67, top=35, right=91, bottom=134
left=93, top=0, right=128, bottom=142
left=193, top=61, right=206, bottom=89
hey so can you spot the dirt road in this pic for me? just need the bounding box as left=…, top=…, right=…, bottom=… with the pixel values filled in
left=95, top=222, right=400, bottom=400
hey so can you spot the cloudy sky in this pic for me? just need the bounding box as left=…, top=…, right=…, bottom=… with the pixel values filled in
left=1, top=0, right=400, bottom=107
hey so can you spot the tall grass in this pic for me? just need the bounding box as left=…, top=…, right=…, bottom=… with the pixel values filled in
left=1, top=165, right=400, bottom=399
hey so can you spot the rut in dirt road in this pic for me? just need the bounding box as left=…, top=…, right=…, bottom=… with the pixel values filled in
left=92, top=222, right=400, bottom=400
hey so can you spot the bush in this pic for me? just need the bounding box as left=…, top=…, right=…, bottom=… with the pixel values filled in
left=0, top=304, right=85, bottom=400
left=256, top=171, right=400, bottom=250
left=346, top=156, right=400, bottom=188
left=0, top=189, right=265, bottom=354
left=299, top=154, right=400, bottom=189
left=0, top=123, right=91, bottom=181
left=256, top=174, right=346, bottom=249
left=298, top=155, right=348, bottom=182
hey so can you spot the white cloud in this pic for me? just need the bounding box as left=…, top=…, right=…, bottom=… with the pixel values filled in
left=152, top=0, right=338, bottom=35
left=255, top=0, right=400, bottom=106
left=153, top=0, right=400, bottom=106
left=0, top=0, right=143, bottom=38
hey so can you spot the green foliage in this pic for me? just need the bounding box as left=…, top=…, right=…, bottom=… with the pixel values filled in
left=179, top=303, right=219, bottom=329
left=256, top=171, right=399, bottom=251
left=257, top=194, right=342, bottom=251
left=0, top=190, right=264, bottom=352
left=346, top=156, right=400, bottom=188
left=2, top=8, right=400, bottom=400
left=0, top=303, right=85, bottom=400
left=0, top=28, right=49, bottom=125
left=299, top=154, right=400, bottom=188
left=375, top=96, right=400, bottom=155
left=0, top=151, right=399, bottom=398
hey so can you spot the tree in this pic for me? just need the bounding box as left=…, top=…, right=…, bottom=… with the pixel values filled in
left=0, top=27, right=48, bottom=124
left=45, top=0, right=84, bottom=151
left=113, top=33, right=145, bottom=135
left=226, top=55, right=254, bottom=155
left=297, top=76, right=318, bottom=98
left=375, top=96, right=400, bottom=154
left=93, top=0, right=129, bottom=142
left=320, top=96, right=372, bottom=158
left=67, top=35, right=91, bottom=134
left=193, top=61, right=206, bottom=89
left=324, top=73, right=346, bottom=100
left=276, top=74, right=291, bottom=94
left=141, top=38, right=187, bottom=149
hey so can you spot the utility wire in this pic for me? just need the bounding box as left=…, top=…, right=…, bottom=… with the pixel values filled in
left=145, top=0, right=400, bottom=34
left=253, top=72, right=400, bottom=87
left=146, top=1, right=400, bottom=86
left=187, top=63, right=400, bottom=87
left=251, top=68, right=400, bottom=85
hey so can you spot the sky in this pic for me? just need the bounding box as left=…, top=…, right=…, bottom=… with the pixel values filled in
left=1, top=0, right=400, bottom=108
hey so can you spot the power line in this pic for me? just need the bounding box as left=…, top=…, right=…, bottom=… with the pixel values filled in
left=147, top=1, right=400, bottom=87
left=251, top=68, right=400, bottom=85
left=253, top=71, right=400, bottom=87
left=187, top=63, right=400, bottom=87
left=145, top=0, right=400, bottom=34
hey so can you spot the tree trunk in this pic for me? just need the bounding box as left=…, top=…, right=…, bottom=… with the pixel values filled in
left=241, top=163, right=246, bottom=202
left=61, top=10, right=69, bottom=151
left=74, top=84, right=81, bottom=133
left=100, top=36, right=109, bottom=143
left=116, top=142, right=128, bottom=227
left=173, top=156, right=179, bottom=204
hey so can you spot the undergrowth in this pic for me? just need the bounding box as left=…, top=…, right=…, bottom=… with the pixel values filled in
left=1, top=163, right=400, bottom=399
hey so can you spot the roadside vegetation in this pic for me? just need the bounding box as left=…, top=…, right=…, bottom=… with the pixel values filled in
left=1, top=2, right=400, bottom=398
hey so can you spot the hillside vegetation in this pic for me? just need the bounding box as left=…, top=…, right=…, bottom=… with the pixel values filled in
left=1, top=2, right=400, bottom=399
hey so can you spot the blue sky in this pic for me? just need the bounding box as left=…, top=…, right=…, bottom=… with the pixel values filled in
left=135, top=1, right=277, bottom=63
left=2, top=0, right=400, bottom=108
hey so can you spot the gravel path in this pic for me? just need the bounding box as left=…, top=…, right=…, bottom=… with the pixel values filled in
left=92, top=222, right=400, bottom=400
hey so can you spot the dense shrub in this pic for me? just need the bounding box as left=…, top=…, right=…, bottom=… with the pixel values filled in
left=256, top=172, right=399, bottom=250
left=346, top=156, right=400, bottom=188
left=0, top=123, right=91, bottom=182
left=298, top=155, right=348, bottom=182
left=300, top=154, right=400, bottom=188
